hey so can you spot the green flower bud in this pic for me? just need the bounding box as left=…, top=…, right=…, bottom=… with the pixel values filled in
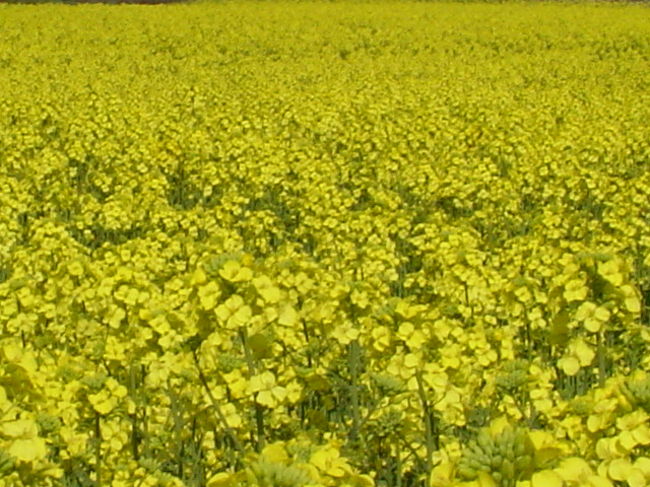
left=501, top=459, right=515, bottom=480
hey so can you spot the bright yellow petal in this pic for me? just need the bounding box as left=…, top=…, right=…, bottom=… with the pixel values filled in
left=272, top=385, right=287, bottom=402
left=608, top=458, right=633, bottom=481
left=0, top=419, right=38, bottom=439
left=633, top=457, right=650, bottom=476
left=9, top=437, right=47, bottom=462
left=198, top=282, right=220, bottom=310
left=557, top=457, right=592, bottom=481
left=259, top=285, right=281, bottom=303
left=89, top=392, right=117, bottom=415
left=575, top=302, right=597, bottom=321
left=310, top=448, right=333, bottom=471
left=575, top=339, right=595, bottom=367
left=627, top=469, right=645, bottom=487
left=67, top=261, right=84, bottom=277
left=278, top=305, right=299, bottom=327
left=618, top=431, right=637, bottom=452
left=327, top=460, right=347, bottom=477
left=564, top=279, right=588, bottom=302
left=229, top=305, right=252, bottom=328
left=586, top=475, right=613, bottom=487
left=583, top=318, right=602, bottom=333
left=625, top=296, right=641, bottom=314
left=207, top=472, right=236, bottom=487
left=261, top=442, right=289, bottom=463
left=598, top=260, right=623, bottom=286
left=531, top=470, right=563, bottom=487
left=477, top=471, right=497, bottom=487
left=256, top=390, right=275, bottom=408
left=219, top=260, right=241, bottom=282
left=594, top=307, right=610, bottom=322
left=215, top=303, right=232, bottom=322
left=559, top=356, right=580, bottom=376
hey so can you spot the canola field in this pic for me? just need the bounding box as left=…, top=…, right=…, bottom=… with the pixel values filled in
left=1, top=2, right=650, bottom=486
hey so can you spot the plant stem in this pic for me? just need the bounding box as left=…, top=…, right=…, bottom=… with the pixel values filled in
left=128, top=364, right=140, bottom=460
left=415, top=371, right=434, bottom=480
left=95, top=412, right=102, bottom=487
left=191, top=348, right=245, bottom=457
left=239, top=327, right=265, bottom=452
left=597, top=330, right=606, bottom=387
left=348, top=339, right=361, bottom=444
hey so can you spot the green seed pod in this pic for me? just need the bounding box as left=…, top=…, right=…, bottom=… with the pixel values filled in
left=500, top=459, right=515, bottom=480
left=457, top=466, right=478, bottom=480
left=468, top=458, right=484, bottom=471
left=520, top=454, right=533, bottom=467
left=468, top=449, right=485, bottom=463
left=469, top=441, right=485, bottom=456
left=500, top=444, right=512, bottom=458
left=478, top=432, right=493, bottom=451
left=500, top=429, right=515, bottom=452
left=477, top=453, right=493, bottom=468
left=514, top=440, right=526, bottom=458
left=491, top=454, right=503, bottom=469
left=0, top=450, right=15, bottom=475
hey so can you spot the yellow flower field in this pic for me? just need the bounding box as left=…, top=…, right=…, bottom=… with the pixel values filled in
left=0, top=1, right=649, bottom=486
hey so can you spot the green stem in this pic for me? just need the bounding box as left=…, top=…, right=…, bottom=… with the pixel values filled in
left=395, top=445, right=402, bottom=487
left=597, top=330, right=606, bottom=387
left=128, top=364, right=139, bottom=460
left=348, top=339, right=361, bottom=444
left=168, top=383, right=185, bottom=479
left=239, top=327, right=265, bottom=452
left=415, top=371, right=434, bottom=479
left=191, top=348, right=245, bottom=457
left=94, top=413, right=102, bottom=487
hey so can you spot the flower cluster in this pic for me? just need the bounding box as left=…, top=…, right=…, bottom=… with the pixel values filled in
left=0, top=1, right=649, bottom=486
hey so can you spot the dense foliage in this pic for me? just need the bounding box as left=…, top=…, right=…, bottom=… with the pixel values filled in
left=1, top=2, right=649, bottom=486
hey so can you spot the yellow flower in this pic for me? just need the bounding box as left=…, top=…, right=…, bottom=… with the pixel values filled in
left=215, top=294, right=252, bottom=329
left=253, top=275, right=281, bottom=303
left=575, top=301, right=610, bottom=333
left=332, top=322, right=359, bottom=345
left=597, top=259, right=624, bottom=287
left=531, top=470, right=563, bottom=487
left=310, top=444, right=350, bottom=478
left=248, top=371, right=287, bottom=408
left=198, top=281, right=221, bottom=310
left=563, top=279, right=588, bottom=303
left=219, top=260, right=253, bottom=283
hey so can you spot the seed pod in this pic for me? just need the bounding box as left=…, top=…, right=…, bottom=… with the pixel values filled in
left=468, top=458, right=484, bottom=471
left=470, top=442, right=485, bottom=458
left=497, top=441, right=509, bottom=457
left=477, top=453, right=493, bottom=468
left=502, top=431, right=516, bottom=455
left=514, top=440, right=526, bottom=458
left=491, top=454, right=503, bottom=469
left=478, top=432, right=493, bottom=451
left=457, top=465, right=478, bottom=480
left=248, top=333, right=274, bottom=360
left=516, top=454, right=533, bottom=476
left=500, top=459, right=515, bottom=480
